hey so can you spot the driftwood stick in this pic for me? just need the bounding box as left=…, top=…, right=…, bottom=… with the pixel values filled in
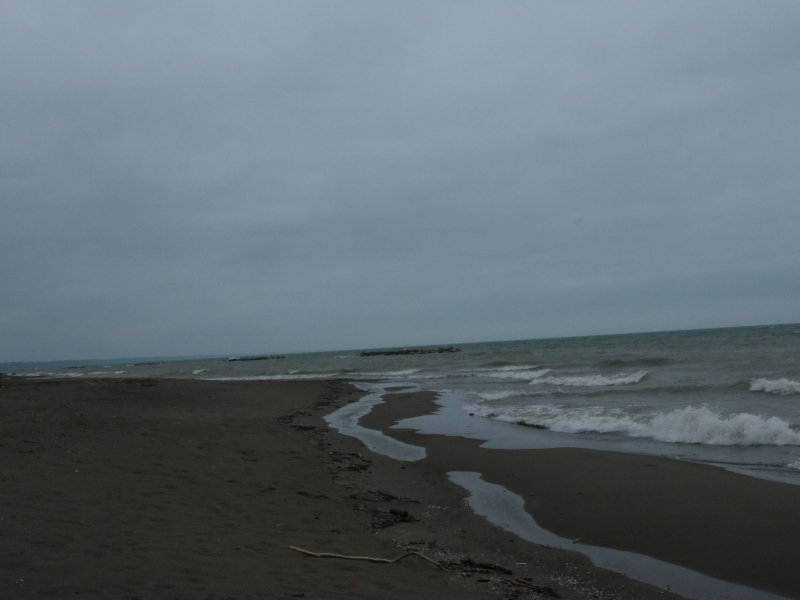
left=289, top=546, right=556, bottom=594
left=289, top=545, right=443, bottom=569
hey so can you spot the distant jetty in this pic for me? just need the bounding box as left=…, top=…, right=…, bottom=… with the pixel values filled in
left=358, top=346, right=460, bottom=357
left=228, top=355, right=286, bottom=362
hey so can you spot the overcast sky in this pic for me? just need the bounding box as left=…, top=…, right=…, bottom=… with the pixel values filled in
left=2, top=1, right=799, bottom=361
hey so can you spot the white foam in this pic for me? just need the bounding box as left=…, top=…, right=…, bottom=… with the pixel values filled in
left=210, top=372, right=338, bottom=381
left=86, top=370, right=127, bottom=376
left=467, top=403, right=800, bottom=446
left=532, top=370, right=647, bottom=387
left=475, top=390, right=521, bottom=402
left=649, top=407, right=800, bottom=445
left=458, top=365, right=550, bottom=380
left=16, top=371, right=83, bottom=378
left=486, top=368, right=551, bottom=380
left=352, top=368, right=421, bottom=378
left=750, top=378, right=800, bottom=396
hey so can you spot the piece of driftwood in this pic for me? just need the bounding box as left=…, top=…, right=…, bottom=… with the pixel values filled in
left=289, top=545, right=443, bottom=569
left=290, top=545, right=560, bottom=597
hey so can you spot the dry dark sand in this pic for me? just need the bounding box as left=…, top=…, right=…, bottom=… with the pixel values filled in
left=0, top=377, right=786, bottom=600
left=360, top=391, right=800, bottom=599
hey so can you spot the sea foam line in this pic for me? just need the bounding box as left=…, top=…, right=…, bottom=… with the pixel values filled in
left=488, top=368, right=552, bottom=380
left=532, top=370, right=648, bottom=387
left=209, top=373, right=339, bottom=381
left=457, top=366, right=550, bottom=380
left=352, top=368, right=421, bottom=378
left=750, top=378, right=800, bottom=396
left=465, top=403, right=800, bottom=446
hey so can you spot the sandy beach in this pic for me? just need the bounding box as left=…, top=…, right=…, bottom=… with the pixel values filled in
left=0, top=377, right=795, bottom=599
left=361, top=390, right=800, bottom=599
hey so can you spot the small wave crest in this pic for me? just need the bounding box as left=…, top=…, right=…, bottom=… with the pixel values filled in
left=532, top=371, right=647, bottom=387
left=750, top=377, right=800, bottom=396
left=17, top=371, right=84, bottom=378
left=86, top=370, right=127, bottom=376
left=466, top=403, right=800, bottom=446
left=487, top=368, right=552, bottom=380
left=457, top=365, right=551, bottom=380
left=353, top=368, right=421, bottom=378
left=475, top=390, right=522, bottom=402
left=210, top=372, right=339, bottom=381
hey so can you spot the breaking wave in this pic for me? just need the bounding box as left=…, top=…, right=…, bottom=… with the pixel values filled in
left=475, top=390, right=523, bottom=402
left=486, top=368, right=552, bottom=380
left=87, top=370, right=127, bottom=376
left=532, top=371, right=648, bottom=387
left=456, top=367, right=646, bottom=385
left=209, top=373, right=339, bottom=381
left=351, top=368, right=422, bottom=378
left=460, top=365, right=551, bottom=380
left=465, top=403, right=800, bottom=446
left=750, top=378, right=800, bottom=396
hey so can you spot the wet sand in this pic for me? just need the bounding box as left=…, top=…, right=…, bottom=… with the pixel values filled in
left=360, top=390, right=800, bottom=599
left=0, top=377, right=786, bottom=599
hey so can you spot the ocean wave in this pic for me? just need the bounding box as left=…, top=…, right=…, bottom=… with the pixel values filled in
left=209, top=373, right=339, bottom=381
left=465, top=403, right=800, bottom=446
left=87, top=370, right=127, bottom=376
left=531, top=370, right=647, bottom=387
left=209, top=369, right=422, bottom=381
left=455, top=365, right=551, bottom=381
left=750, top=377, right=800, bottom=396
left=487, top=368, right=552, bottom=380
left=16, top=371, right=84, bottom=378
left=475, top=390, right=522, bottom=402
left=352, top=368, right=421, bottom=378
left=478, top=362, right=541, bottom=370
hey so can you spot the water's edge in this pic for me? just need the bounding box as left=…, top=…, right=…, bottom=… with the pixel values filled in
left=325, top=382, right=792, bottom=600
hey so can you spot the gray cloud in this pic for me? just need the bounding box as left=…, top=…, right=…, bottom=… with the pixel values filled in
left=2, top=1, right=799, bottom=361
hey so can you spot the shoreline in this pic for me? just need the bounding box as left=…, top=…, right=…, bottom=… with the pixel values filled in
left=358, top=387, right=800, bottom=599
left=0, top=377, right=792, bottom=599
